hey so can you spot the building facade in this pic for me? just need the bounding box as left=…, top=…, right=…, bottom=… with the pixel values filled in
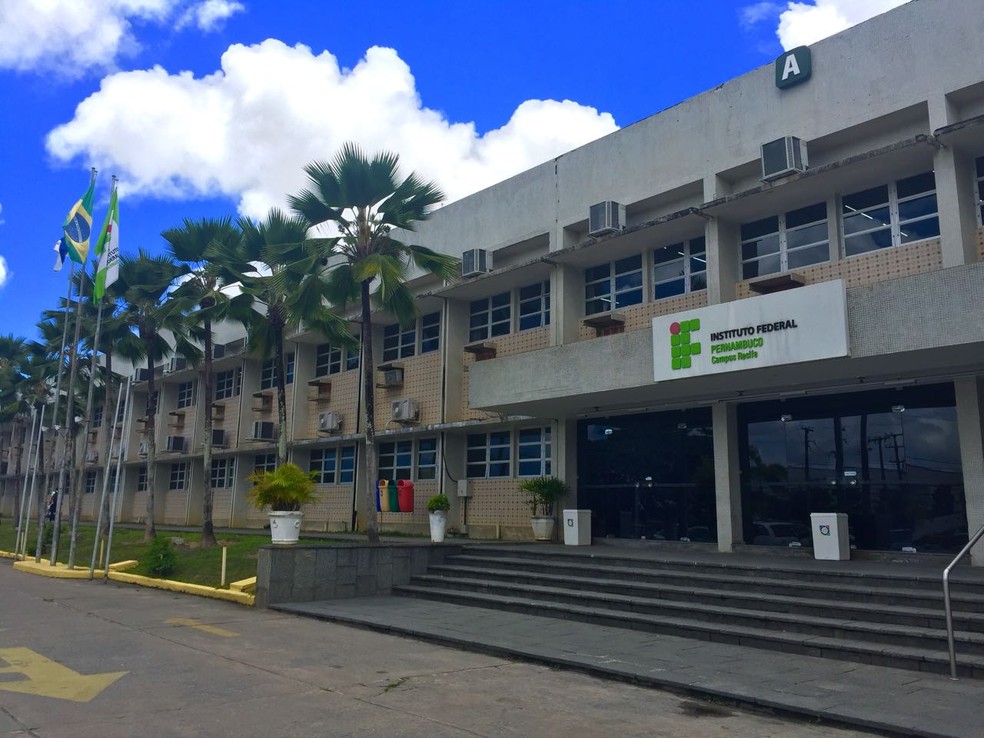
left=3, top=0, right=984, bottom=561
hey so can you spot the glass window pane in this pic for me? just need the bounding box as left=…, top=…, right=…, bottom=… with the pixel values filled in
left=654, top=279, right=686, bottom=299
left=899, top=216, right=940, bottom=243
left=689, top=272, right=707, bottom=292
left=584, top=264, right=610, bottom=283
left=742, top=255, right=780, bottom=279
left=785, top=202, right=826, bottom=229
left=787, top=243, right=829, bottom=269
left=843, top=207, right=891, bottom=235
left=654, top=244, right=684, bottom=264
left=585, top=282, right=612, bottom=299
left=740, top=216, right=779, bottom=241
left=614, top=271, right=642, bottom=291
left=615, top=288, right=643, bottom=309
left=654, top=262, right=684, bottom=283
left=689, top=236, right=706, bottom=256
left=898, top=193, right=938, bottom=222
left=845, top=229, right=894, bottom=256
left=741, top=233, right=780, bottom=260
left=786, top=221, right=829, bottom=249
left=614, top=254, right=642, bottom=274
left=896, top=171, right=935, bottom=199
left=843, top=185, right=888, bottom=212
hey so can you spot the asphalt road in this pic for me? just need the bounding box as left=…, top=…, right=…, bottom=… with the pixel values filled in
left=0, top=561, right=876, bottom=737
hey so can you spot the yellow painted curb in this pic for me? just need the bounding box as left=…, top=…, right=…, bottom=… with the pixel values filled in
left=229, top=577, right=256, bottom=593
left=13, top=560, right=93, bottom=578
left=0, top=549, right=18, bottom=560
left=107, top=571, right=254, bottom=606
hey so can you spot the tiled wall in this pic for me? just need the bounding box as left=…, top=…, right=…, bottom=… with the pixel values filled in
left=163, top=490, right=187, bottom=525
left=374, top=352, right=442, bottom=429
left=461, top=327, right=550, bottom=420
left=301, top=369, right=359, bottom=438
left=302, top=483, right=354, bottom=530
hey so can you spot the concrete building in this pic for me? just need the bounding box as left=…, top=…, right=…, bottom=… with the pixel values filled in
left=3, top=0, right=984, bottom=562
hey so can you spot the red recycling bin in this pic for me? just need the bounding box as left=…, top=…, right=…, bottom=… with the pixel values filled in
left=397, top=479, right=415, bottom=513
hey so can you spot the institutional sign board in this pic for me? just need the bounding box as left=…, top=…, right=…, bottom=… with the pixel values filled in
left=776, top=46, right=812, bottom=89
left=652, top=280, right=849, bottom=382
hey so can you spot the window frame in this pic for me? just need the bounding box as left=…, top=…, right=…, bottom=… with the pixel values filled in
left=214, top=368, right=241, bottom=401
left=466, top=431, right=512, bottom=478
left=260, top=353, right=295, bottom=390
left=741, top=202, right=830, bottom=280
left=469, top=291, right=512, bottom=343
left=84, top=470, right=97, bottom=494
left=378, top=439, right=413, bottom=480
left=653, top=237, right=707, bottom=299
left=168, top=462, right=188, bottom=491
left=584, top=254, right=644, bottom=316
left=841, top=171, right=939, bottom=257
left=137, top=465, right=148, bottom=492
left=253, top=453, right=277, bottom=473
left=176, top=380, right=196, bottom=409
left=517, top=281, right=551, bottom=331
left=209, top=457, right=235, bottom=489
left=416, top=437, right=438, bottom=481
left=516, top=426, right=552, bottom=477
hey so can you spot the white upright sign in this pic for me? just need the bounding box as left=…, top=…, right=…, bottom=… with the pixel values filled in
left=652, top=280, right=849, bottom=382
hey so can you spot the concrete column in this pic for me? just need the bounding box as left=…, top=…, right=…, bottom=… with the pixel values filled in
left=441, top=432, right=468, bottom=532
left=955, top=376, right=984, bottom=566
left=553, top=263, right=584, bottom=346
left=712, top=402, right=742, bottom=552
left=555, top=419, right=578, bottom=510
left=443, top=297, right=469, bottom=422
left=930, top=94, right=979, bottom=268
left=826, top=195, right=842, bottom=263
left=706, top=217, right=739, bottom=306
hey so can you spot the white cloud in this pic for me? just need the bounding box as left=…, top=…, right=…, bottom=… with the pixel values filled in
left=740, top=2, right=782, bottom=29
left=0, top=256, right=9, bottom=288
left=0, top=1, right=242, bottom=76
left=0, top=202, right=4, bottom=226
left=177, top=0, right=245, bottom=32
left=776, top=0, right=911, bottom=49
left=46, top=41, right=618, bottom=218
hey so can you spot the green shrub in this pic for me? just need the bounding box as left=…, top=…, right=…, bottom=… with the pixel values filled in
left=519, top=476, right=569, bottom=517
left=247, top=463, right=318, bottom=512
left=426, top=494, right=451, bottom=513
left=144, top=537, right=177, bottom=577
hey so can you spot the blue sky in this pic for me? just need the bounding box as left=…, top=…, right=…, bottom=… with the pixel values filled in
left=0, top=0, right=908, bottom=341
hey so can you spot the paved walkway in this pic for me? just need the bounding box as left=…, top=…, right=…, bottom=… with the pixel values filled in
left=276, top=593, right=983, bottom=738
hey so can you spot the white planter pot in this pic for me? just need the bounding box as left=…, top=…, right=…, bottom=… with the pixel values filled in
left=531, top=516, right=556, bottom=541
left=429, top=511, right=447, bottom=543
left=269, top=511, right=304, bottom=544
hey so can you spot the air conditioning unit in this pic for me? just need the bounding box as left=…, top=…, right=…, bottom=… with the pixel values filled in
left=461, top=248, right=491, bottom=278
left=252, top=421, right=276, bottom=441
left=211, top=429, right=227, bottom=448
left=588, top=201, right=626, bottom=236
left=380, top=367, right=404, bottom=387
left=165, top=436, right=185, bottom=453
left=86, top=450, right=99, bottom=463
left=211, top=343, right=226, bottom=359
left=318, top=411, right=343, bottom=433
left=391, top=399, right=419, bottom=423
left=133, top=368, right=150, bottom=382
left=111, top=444, right=126, bottom=459
left=167, top=357, right=187, bottom=373
left=137, top=440, right=149, bottom=457
left=761, top=136, right=808, bottom=180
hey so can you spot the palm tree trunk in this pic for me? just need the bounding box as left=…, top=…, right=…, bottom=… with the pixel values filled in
left=273, top=318, right=289, bottom=468
left=144, top=352, right=157, bottom=541
left=360, top=280, right=380, bottom=544
left=201, top=317, right=217, bottom=547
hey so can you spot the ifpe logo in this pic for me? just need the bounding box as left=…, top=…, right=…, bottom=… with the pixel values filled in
left=668, top=318, right=701, bottom=371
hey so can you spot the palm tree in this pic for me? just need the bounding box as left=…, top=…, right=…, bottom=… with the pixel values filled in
left=289, top=143, right=457, bottom=544
left=164, top=217, right=253, bottom=547
left=0, top=335, right=29, bottom=532
left=115, top=250, right=200, bottom=541
left=209, top=209, right=352, bottom=468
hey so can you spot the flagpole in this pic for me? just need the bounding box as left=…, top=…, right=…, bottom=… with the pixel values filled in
left=15, top=406, right=38, bottom=558
left=50, top=167, right=96, bottom=566
left=103, top=377, right=132, bottom=580
left=90, top=350, right=123, bottom=579
left=20, top=406, right=45, bottom=559
left=40, top=259, right=76, bottom=558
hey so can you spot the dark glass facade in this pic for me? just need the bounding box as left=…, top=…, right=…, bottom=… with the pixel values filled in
left=577, top=409, right=716, bottom=541
left=739, top=384, right=966, bottom=553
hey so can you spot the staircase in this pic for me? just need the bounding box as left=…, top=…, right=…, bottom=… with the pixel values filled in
left=393, top=544, right=984, bottom=678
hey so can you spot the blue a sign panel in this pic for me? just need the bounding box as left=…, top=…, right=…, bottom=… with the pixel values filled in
left=776, top=46, right=812, bottom=89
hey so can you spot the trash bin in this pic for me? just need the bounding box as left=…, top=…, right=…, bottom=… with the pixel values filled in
left=810, top=512, right=850, bottom=560
left=563, top=509, right=592, bottom=546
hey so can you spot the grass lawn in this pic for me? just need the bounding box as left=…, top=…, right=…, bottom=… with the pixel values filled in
left=0, top=518, right=341, bottom=588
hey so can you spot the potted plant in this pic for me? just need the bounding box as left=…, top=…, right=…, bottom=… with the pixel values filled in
left=427, top=493, right=451, bottom=543
left=247, top=463, right=318, bottom=544
left=520, top=476, right=568, bottom=541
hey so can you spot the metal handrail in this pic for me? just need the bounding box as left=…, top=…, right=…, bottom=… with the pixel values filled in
left=943, top=523, right=984, bottom=680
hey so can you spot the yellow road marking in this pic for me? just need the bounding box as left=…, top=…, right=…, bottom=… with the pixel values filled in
left=165, top=618, right=238, bottom=637
left=0, top=647, right=126, bottom=702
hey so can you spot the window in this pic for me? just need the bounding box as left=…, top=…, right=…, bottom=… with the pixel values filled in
left=92, top=405, right=103, bottom=429
left=379, top=440, right=413, bottom=480
left=741, top=202, right=829, bottom=279
left=215, top=369, right=241, bottom=400
left=210, top=458, right=235, bottom=489
left=169, top=462, right=187, bottom=491
left=382, top=322, right=416, bottom=361
left=420, top=312, right=440, bottom=353
left=137, top=465, right=148, bottom=492
left=584, top=254, right=643, bottom=315
left=254, top=454, right=277, bottom=473
left=311, top=446, right=356, bottom=484
left=518, top=282, right=550, bottom=331
left=84, top=471, right=97, bottom=494
left=466, top=431, right=511, bottom=478
left=176, top=381, right=195, bottom=409
left=517, top=427, right=551, bottom=476
left=116, top=400, right=126, bottom=424
left=976, top=157, right=984, bottom=224
left=469, top=292, right=511, bottom=342
left=842, top=172, right=939, bottom=257
left=260, top=353, right=295, bottom=389
left=315, top=343, right=342, bottom=376
left=339, top=446, right=355, bottom=483
left=417, top=437, right=438, bottom=480
left=653, top=237, right=707, bottom=299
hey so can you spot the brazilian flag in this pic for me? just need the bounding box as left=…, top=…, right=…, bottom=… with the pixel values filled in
left=63, top=174, right=96, bottom=264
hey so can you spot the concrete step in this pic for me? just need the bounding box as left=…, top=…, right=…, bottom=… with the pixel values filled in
left=446, top=553, right=984, bottom=612
left=425, top=564, right=984, bottom=632
left=406, top=574, right=984, bottom=655
left=460, top=546, right=984, bottom=596
left=393, top=583, right=984, bottom=678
